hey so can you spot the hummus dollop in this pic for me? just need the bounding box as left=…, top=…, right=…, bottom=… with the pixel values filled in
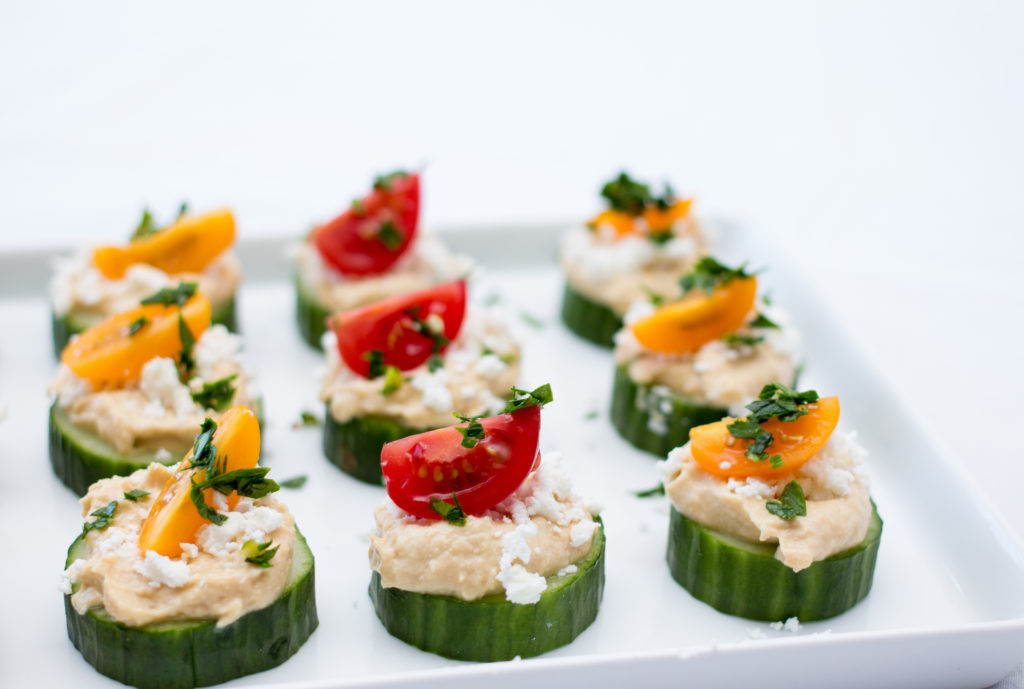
left=293, top=234, right=473, bottom=313
left=614, top=301, right=801, bottom=414
left=61, top=463, right=295, bottom=627
left=560, top=220, right=706, bottom=316
left=369, top=453, right=599, bottom=604
left=661, top=431, right=872, bottom=572
left=50, top=325, right=260, bottom=455
left=321, top=307, right=520, bottom=428
left=51, top=250, right=241, bottom=319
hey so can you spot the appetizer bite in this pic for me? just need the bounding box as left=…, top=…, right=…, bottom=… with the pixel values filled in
left=50, top=205, right=241, bottom=356
left=49, top=282, right=260, bottom=495
left=611, top=257, right=799, bottom=457
left=60, top=407, right=317, bottom=689
left=320, top=280, right=520, bottom=484
left=560, top=172, right=706, bottom=347
left=293, top=170, right=472, bottom=349
left=661, top=384, right=881, bottom=621
left=369, top=385, right=605, bottom=661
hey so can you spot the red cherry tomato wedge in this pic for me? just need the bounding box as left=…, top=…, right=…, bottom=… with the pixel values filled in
left=328, top=280, right=467, bottom=378
left=312, top=171, right=420, bottom=276
left=381, top=405, right=542, bottom=519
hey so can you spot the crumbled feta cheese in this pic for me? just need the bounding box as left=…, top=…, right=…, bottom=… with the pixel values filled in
left=59, top=558, right=86, bottom=594
left=197, top=506, right=285, bottom=557
left=193, top=325, right=243, bottom=378
left=556, top=564, right=578, bottom=577
left=570, top=519, right=598, bottom=547
left=473, top=354, right=507, bottom=380
left=769, top=617, right=802, bottom=633
left=140, top=358, right=199, bottom=417
left=410, top=370, right=453, bottom=413
left=727, top=476, right=777, bottom=500
left=133, top=550, right=190, bottom=588
left=623, top=298, right=657, bottom=325
left=155, top=447, right=173, bottom=462
left=179, top=542, right=199, bottom=559
left=497, top=564, right=547, bottom=605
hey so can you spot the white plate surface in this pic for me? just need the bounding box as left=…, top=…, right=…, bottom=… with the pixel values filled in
left=1, top=226, right=1022, bottom=689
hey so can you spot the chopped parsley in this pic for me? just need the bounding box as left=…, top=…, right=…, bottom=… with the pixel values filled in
left=679, top=257, right=753, bottom=296
left=642, top=286, right=666, bottom=306
left=634, top=484, right=665, bottom=498
left=766, top=481, right=807, bottom=520
left=187, top=418, right=219, bottom=473
left=647, top=228, right=674, bottom=245
left=279, top=475, right=308, bottom=489
left=519, top=312, right=545, bottom=329
left=190, top=375, right=237, bottom=411
left=241, top=539, right=279, bottom=568
left=177, top=312, right=196, bottom=376
left=726, top=384, right=819, bottom=465
left=373, top=170, right=409, bottom=192
left=722, top=333, right=765, bottom=348
left=453, top=413, right=485, bottom=448
left=351, top=198, right=366, bottom=216
left=190, top=467, right=280, bottom=526
left=293, top=410, right=321, bottom=428
left=406, top=307, right=451, bottom=354
left=749, top=312, right=780, bottom=330
left=381, top=365, right=404, bottom=395
left=140, top=282, right=198, bottom=308
left=584, top=410, right=599, bottom=421
left=599, top=172, right=676, bottom=215
left=481, top=346, right=515, bottom=364
left=427, top=353, right=445, bottom=372
left=430, top=493, right=467, bottom=526
left=128, top=316, right=149, bottom=336
left=82, top=501, right=118, bottom=534
left=376, top=221, right=405, bottom=251
left=123, top=489, right=150, bottom=502
left=363, top=349, right=386, bottom=379
left=502, top=384, right=554, bottom=413
left=131, top=208, right=158, bottom=240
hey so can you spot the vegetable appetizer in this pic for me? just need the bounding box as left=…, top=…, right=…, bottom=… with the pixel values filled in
left=320, top=280, right=521, bottom=484
left=660, top=384, right=881, bottom=621
left=610, top=257, right=800, bottom=457
left=369, top=385, right=605, bottom=661
left=60, top=407, right=317, bottom=689
left=293, top=171, right=472, bottom=348
left=560, top=172, right=707, bottom=347
left=49, top=282, right=261, bottom=495
left=50, top=205, right=241, bottom=356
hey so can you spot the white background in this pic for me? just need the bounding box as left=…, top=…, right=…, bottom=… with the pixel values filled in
left=1, top=0, right=1022, bottom=684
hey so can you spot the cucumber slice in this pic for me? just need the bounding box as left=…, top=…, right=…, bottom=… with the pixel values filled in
left=64, top=527, right=318, bottom=689
left=323, top=406, right=431, bottom=485
left=51, top=296, right=239, bottom=358
left=610, top=365, right=727, bottom=457
left=560, top=282, right=622, bottom=348
left=370, top=521, right=604, bottom=661
left=294, top=274, right=331, bottom=350
left=667, top=504, right=882, bottom=621
left=50, top=398, right=265, bottom=496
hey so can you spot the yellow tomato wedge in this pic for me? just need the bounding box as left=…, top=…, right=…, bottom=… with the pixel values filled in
left=138, top=406, right=261, bottom=557
left=60, top=293, right=211, bottom=387
left=690, top=396, right=840, bottom=479
left=93, top=208, right=235, bottom=279
left=630, top=276, right=757, bottom=353
left=642, top=198, right=693, bottom=232
left=589, top=210, right=636, bottom=237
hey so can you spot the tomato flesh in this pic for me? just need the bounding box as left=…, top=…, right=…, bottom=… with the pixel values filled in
left=328, top=280, right=466, bottom=377
left=312, top=172, right=420, bottom=275
left=381, top=405, right=541, bottom=519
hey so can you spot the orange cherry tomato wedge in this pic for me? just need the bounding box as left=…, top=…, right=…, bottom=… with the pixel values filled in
left=589, top=210, right=637, bottom=237
left=61, top=293, right=211, bottom=387
left=690, top=396, right=840, bottom=479
left=138, top=406, right=261, bottom=557
left=630, top=276, right=757, bottom=354
left=93, top=208, right=235, bottom=279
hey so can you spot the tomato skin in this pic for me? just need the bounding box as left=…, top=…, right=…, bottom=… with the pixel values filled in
left=312, top=172, right=420, bottom=276
left=381, top=405, right=541, bottom=520
left=328, top=280, right=466, bottom=378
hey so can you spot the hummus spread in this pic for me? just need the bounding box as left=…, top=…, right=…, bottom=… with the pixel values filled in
left=293, top=234, right=474, bottom=312
left=321, top=307, right=520, bottom=428
left=614, top=303, right=800, bottom=414
left=51, top=250, right=241, bottom=319
left=50, top=325, right=260, bottom=456
left=369, top=453, right=599, bottom=604
left=560, top=220, right=706, bottom=316
left=661, top=431, right=872, bottom=572
left=61, top=463, right=295, bottom=627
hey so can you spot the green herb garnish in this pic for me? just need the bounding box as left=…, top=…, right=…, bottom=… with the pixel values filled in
left=190, top=375, right=237, bottom=411
left=679, top=257, right=753, bottom=296
left=128, top=316, right=149, bottom=336
left=647, top=229, right=674, bottom=245
left=376, top=221, right=405, bottom=251
left=177, top=312, right=196, bottom=376
left=519, top=312, right=545, bottom=329
left=599, top=172, right=675, bottom=215
left=642, top=286, right=665, bottom=306
left=123, top=489, right=150, bottom=502
left=351, top=198, right=366, bottom=216
left=584, top=410, right=599, bottom=421
left=749, top=312, right=780, bottom=330
left=502, top=384, right=554, bottom=413
left=279, top=475, right=308, bottom=489
left=140, top=282, right=198, bottom=308
left=241, top=539, right=279, bottom=568
left=722, top=333, right=764, bottom=348
left=406, top=307, right=451, bottom=354
left=725, top=383, right=819, bottom=465
left=766, top=481, right=807, bottom=520
left=82, top=501, right=118, bottom=534
left=427, top=354, right=445, bottom=372
left=363, top=349, right=386, bottom=379
left=294, top=411, right=320, bottom=428
left=453, top=413, right=486, bottom=448
left=634, top=484, right=666, bottom=498
left=373, top=170, right=409, bottom=191
left=187, top=418, right=219, bottom=472
left=189, top=467, right=280, bottom=526
left=131, top=208, right=158, bottom=240
left=381, top=365, right=404, bottom=395
left=430, top=493, right=467, bottom=526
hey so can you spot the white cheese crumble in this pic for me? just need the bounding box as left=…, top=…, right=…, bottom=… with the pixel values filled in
left=410, top=369, right=454, bottom=413
left=197, top=505, right=284, bottom=557
left=192, top=325, right=243, bottom=379
left=726, top=476, right=776, bottom=500
left=140, top=358, right=199, bottom=417
left=179, top=542, right=199, bottom=559
left=497, top=521, right=546, bottom=604
left=770, top=617, right=803, bottom=632
left=561, top=225, right=699, bottom=285
left=59, top=558, right=86, bottom=594
left=556, top=564, right=578, bottom=577
left=473, top=353, right=507, bottom=380
left=155, top=447, right=173, bottom=462
left=133, top=550, right=190, bottom=589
